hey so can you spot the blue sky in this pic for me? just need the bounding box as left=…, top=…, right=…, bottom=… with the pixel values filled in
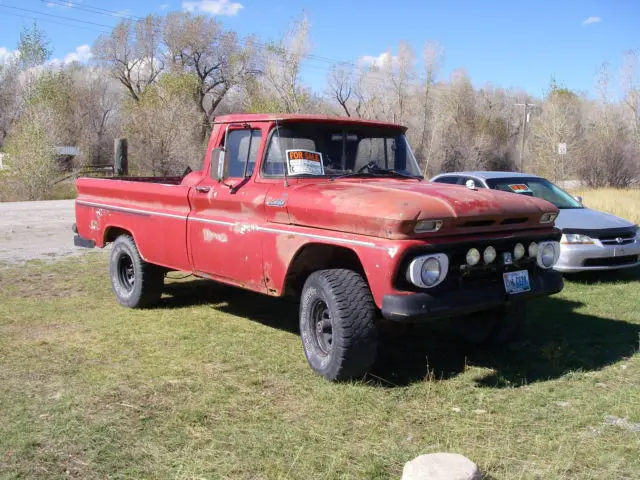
left=1, top=0, right=639, bottom=98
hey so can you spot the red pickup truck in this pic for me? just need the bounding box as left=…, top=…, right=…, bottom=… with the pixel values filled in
left=74, top=114, right=563, bottom=381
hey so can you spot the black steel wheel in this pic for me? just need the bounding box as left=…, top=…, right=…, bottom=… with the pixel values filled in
left=299, top=269, right=378, bottom=381
left=109, top=234, right=164, bottom=308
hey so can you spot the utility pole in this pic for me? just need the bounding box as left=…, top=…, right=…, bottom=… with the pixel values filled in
left=515, top=102, right=535, bottom=172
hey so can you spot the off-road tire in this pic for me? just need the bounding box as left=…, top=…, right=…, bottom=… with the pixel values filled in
left=109, top=235, right=164, bottom=308
left=299, top=269, right=378, bottom=381
left=451, top=302, right=527, bottom=346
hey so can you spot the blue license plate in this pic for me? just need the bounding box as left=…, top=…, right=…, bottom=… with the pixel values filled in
left=503, top=270, right=531, bottom=294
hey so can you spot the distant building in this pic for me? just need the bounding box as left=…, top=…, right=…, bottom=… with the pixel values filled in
left=55, top=146, right=81, bottom=171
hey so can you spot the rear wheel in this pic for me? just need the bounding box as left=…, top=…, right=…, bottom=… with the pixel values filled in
left=109, top=235, right=164, bottom=308
left=299, top=269, right=378, bottom=381
left=451, top=303, right=526, bottom=346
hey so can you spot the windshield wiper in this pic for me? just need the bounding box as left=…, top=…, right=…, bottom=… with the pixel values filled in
left=330, top=161, right=423, bottom=181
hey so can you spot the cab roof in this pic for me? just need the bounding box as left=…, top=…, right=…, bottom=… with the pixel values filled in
left=213, top=113, right=407, bottom=131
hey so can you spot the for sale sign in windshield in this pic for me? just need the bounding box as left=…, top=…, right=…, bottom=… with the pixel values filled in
left=285, top=149, right=324, bottom=176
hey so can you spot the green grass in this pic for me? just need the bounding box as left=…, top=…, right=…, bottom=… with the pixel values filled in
left=1, top=254, right=639, bottom=479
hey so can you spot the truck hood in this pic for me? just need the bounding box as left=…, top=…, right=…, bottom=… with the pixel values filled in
left=556, top=207, right=635, bottom=231
left=280, top=179, right=558, bottom=239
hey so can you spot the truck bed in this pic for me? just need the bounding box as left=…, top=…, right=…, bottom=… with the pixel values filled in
left=75, top=176, right=192, bottom=271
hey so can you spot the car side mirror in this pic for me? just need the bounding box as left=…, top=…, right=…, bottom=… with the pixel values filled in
left=210, top=147, right=226, bottom=181
left=574, top=195, right=583, bottom=204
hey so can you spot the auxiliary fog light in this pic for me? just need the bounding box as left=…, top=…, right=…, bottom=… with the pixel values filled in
left=514, top=243, right=525, bottom=260
left=466, top=248, right=481, bottom=266
left=483, top=246, right=497, bottom=264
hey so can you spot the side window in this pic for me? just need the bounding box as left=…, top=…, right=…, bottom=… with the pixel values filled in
left=433, top=176, right=460, bottom=185
left=223, top=129, right=262, bottom=178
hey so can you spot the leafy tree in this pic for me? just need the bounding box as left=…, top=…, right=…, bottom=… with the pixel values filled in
left=16, top=22, right=52, bottom=70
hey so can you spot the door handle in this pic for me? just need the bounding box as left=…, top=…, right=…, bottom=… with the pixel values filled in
left=195, top=186, right=211, bottom=193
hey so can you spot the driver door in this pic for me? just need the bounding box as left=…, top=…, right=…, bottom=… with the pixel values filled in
left=188, top=126, right=270, bottom=292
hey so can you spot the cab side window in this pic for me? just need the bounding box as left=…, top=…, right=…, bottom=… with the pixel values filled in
left=223, top=129, right=262, bottom=178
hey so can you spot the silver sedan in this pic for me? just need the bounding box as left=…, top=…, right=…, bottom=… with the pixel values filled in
left=431, top=171, right=640, bottom=272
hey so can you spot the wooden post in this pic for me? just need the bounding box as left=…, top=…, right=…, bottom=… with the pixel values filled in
left=114, top=138, right=128, bottom=176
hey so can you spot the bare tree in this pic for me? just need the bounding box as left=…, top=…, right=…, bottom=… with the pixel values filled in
left=621, top=50, right=640, bottom=149
left=326, top=64, right=355, bottom=117
left=164, top=12, right=259, bottom=137
left=417, top=41, right=443, bottom=173
left=0, top=60, right=21, bottom=148
left=261, top=14, right=311, bottom=113
left=93, top=16, right=164, bottom=102
left=123, top=72, right=203, bottom=175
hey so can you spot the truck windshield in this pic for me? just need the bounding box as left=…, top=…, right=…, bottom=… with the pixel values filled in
left=262, top=123, right=422, bottom=178
left=485, top=177, right=584, bottom=209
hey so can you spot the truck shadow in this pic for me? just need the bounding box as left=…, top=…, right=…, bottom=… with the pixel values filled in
left=161, top=279, right=639, bottom=389
left=372, top=295, right=639, bottom=388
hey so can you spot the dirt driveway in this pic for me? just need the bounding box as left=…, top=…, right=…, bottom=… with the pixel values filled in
left=0, top=199, right=89, bottom=264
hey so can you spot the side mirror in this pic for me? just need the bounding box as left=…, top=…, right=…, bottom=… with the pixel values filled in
left=210, top=147, right=226, bottom=181
left=574, top=195, right=583, bottom=204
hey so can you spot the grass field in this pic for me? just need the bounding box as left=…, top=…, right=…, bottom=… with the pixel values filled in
left=1, top=253, right=639, bottom=479
left=570, top=188, right=640, bottom=223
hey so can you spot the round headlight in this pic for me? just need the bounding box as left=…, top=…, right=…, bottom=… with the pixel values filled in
left=528, top=242, right=538, bottom=258
left=421, top=257, right=442, bottom=287
left=483, top=246, right=496, bottom=264
left=540, top=243, right=556, bottom=268
left=514, top=243, right=525, bottom=260
left=466, top=248, right=481, bottom=266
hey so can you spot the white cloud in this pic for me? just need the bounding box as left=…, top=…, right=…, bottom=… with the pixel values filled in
left=159, top=3, right=170, bottom=10
left=582, top=16, right=602, bottom=26
left=0, top=47, right=19, bottom=64
left=50, top=44, right=92, bottom=66
left=46, top=1, right=74, bottom=7
left=359, top=52, right=398, bottom=68
left=182, top=0, right=243, bottom=16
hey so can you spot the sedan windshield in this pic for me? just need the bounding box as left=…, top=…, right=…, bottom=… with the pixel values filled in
left=262, top=123, right=422, bottom=178
left=485, top=177, right=583, bottom=209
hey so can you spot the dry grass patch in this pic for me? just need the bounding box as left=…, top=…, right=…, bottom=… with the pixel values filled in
left=571, top=188, right=640, bottom=223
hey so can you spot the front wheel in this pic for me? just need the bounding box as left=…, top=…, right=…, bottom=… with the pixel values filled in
left=451, top=303, right=527, bottom=346
left=109, top=235, right=164, bottom=308
left=299, top=269, right=378, bottom=381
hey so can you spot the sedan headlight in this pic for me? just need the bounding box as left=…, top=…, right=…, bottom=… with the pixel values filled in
left=536, top=241, right=560, bottom=269
left=407, top=253, right=449, bottom=288
left=561, top=233, right=594, bottom=245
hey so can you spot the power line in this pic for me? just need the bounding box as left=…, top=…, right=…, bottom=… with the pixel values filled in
left=14, top=0, right=425, bottom=89
left=0, top=9, right=111, bottom=33
left=36, top=0, right=399, bottom=81
left=37, top=0, right=144, bottom=21
left=0, top=4, right=114, bottom=29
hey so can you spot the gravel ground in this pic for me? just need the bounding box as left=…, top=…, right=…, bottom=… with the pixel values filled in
left=0, top=199, right=91, bottom=265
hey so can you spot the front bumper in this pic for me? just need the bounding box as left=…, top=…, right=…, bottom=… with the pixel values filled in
left=554, top=240, right=640, bottom=272
left=381, top=269, right=563, bottom=321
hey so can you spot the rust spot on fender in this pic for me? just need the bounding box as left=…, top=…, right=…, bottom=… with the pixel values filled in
left=202, top=228, right=228, bottom=243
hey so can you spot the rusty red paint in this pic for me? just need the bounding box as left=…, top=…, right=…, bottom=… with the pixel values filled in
left=75, top=114, right=560, bottom=308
